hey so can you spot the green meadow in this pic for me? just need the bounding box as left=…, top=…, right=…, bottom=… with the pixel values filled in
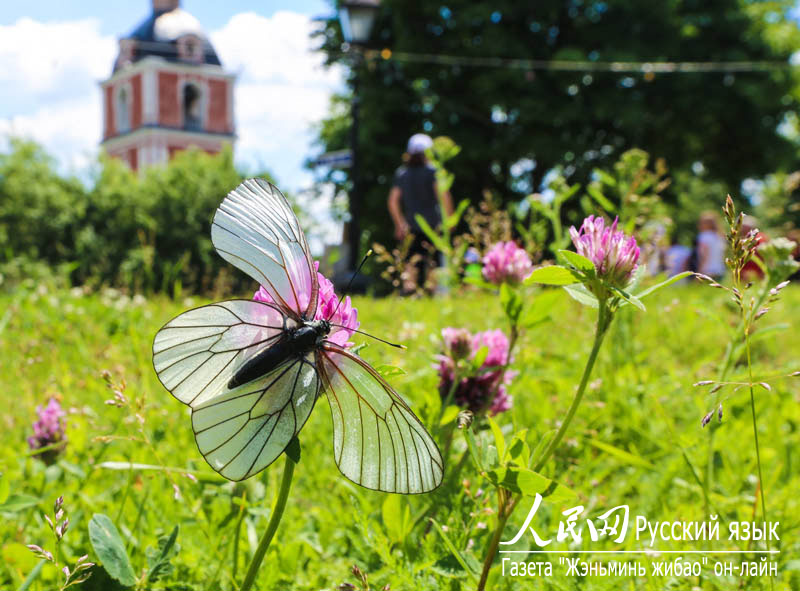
left=1, top=283, right=798, bottom=590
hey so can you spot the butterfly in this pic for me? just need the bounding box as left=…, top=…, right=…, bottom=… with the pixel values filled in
left=152, top=179, right=443, bottom=494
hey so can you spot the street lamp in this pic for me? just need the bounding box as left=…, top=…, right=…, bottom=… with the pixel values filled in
left=338, top=0, right=380, bottom=276
left=340, top=0, right=380, bottom=45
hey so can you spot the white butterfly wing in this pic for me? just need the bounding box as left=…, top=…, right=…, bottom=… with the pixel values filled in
left=318, top=343, right=444, bottom=494
left=153, top=300, right=289, bottom=407
left=211, top=179, right=318, bottom=320
left=153, top=300, right=318, bottom=480
left=192, top=354, right=318, bottom=481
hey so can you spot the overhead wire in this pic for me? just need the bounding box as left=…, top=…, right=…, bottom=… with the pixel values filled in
left=363, top=48, right=794, bottom=74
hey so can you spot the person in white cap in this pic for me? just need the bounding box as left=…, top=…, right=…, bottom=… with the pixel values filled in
left=387, top=133, right=453, bottom=292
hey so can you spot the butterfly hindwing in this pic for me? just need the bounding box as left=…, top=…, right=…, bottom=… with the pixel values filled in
left=192, top=353, right=319, bottom=481
left=318, top=343, right=444, bottom=494
left=153, top=300, right=319, bottom=480
left=211, top=179, right=318, bottom=320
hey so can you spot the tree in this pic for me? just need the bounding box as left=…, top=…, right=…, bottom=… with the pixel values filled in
left=312, top=0, right=800, bottom=247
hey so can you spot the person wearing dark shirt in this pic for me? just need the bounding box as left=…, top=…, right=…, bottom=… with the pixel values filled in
left=387, top=134, right=454, bottom=292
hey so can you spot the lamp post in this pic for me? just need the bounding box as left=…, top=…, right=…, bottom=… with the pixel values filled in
left=338, top=0, right=380, bottom=274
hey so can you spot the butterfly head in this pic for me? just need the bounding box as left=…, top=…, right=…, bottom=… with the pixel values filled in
left=309, top=318, right=331, bottom=342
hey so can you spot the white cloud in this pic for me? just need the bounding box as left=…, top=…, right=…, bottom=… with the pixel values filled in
left=0, top=11, right=343, bottom=189
left=210, top=11, right=344, bottom=187
left=0, top=17, right=115, bottom=172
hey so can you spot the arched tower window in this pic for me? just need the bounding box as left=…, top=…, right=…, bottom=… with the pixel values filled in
left=116, top=86, right=131, bottom=134
left=183, top=83, right=202, bottom=131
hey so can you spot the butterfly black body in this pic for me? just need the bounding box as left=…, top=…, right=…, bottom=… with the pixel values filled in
left=228, top=319, right=331, bottom=389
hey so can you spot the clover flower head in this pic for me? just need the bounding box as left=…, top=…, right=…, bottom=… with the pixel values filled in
left=482, top=241, right=533, bottom=285
left=471, top=329, right=510, bottom=368
left=28, top=398, right=67, bottom=461
left=435, top=327, right=514, bottom=415
left=488, top=385, right=513, bottom=415
left=442, top=327, right=472, bottom=360
left=254, top=262, right=360, bottom=348
left=569, top=216, right=640, bottom=288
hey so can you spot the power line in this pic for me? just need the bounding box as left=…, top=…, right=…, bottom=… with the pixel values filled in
left=365, top=48, right=793, bottom=74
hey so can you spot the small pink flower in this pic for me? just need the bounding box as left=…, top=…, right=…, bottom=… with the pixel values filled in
left=482, top=241, right=533, bottom=285
left=569, top=216, right=640, bottom=288
left=28, top=398, right=67, bottom=463
left=254, top=262, right=359, bottom=348
left=442, top=327, right=472, bottom=360
left=488, top=385, right=513, bottom=415
left=471, top=329, right=510, bottom=368
left=436, top=327, right=514, bottom=415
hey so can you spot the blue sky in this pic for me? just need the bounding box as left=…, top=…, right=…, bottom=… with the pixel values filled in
left=0, top=1, right=333, bottom=34
left=0, top=1, right=344, bottom=192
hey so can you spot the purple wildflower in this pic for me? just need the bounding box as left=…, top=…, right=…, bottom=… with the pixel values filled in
left=569, top=216, right=640, bottom=288
left=436, top=328, right=514, bottom=415
left=442, top=327, right=472, bottom=360
left=28, top=398, right=67, bottom=463
left=254, top=261, right=359, bottom=348
left=482, top=241, right=533, bottom=285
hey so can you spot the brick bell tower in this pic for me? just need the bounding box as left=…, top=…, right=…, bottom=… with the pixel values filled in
left=100, top=0, right=235, bottom=170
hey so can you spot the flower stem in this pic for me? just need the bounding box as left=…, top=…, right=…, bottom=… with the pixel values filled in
left=477, top=490, right=517, bottom=591
left=238, top=452, right=297, bottom=591
left=533, top=303, right=610, bottom=472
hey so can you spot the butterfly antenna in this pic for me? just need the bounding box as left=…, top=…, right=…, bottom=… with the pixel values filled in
left=328, top=324, right=407, bottom=349
left=327, top=249, right=373, bottom=322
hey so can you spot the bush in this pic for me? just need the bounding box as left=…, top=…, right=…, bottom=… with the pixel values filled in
left=0, top=139, right=278, bottom=295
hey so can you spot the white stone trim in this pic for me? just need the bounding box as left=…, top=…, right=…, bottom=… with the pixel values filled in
left=115, top=80, right=133, bottom=134
left=142, top=68, right=158, bottom=125
left=101, top=126, right=234, bottom=152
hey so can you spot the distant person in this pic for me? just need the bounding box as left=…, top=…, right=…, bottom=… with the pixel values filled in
left=387, top=133, right=454, bottom=292
left=695, top=212, right=726, bottom=279
left=665, top=242, right=692, bottom=279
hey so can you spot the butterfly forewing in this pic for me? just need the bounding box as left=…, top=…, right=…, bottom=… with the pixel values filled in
left=192, top=354, right=319, bottom=481
left=318, top=343, right=444, bottom=494
left=153, top=300, right=292, bottom=407
left=211, top=179, right=318, bottom=319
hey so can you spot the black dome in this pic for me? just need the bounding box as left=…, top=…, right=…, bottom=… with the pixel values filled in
left=114, top=7, right=221, bottom=72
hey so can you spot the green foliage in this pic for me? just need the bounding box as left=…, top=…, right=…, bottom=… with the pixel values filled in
left=1, top=285, right=799, bottom=589
left=88, top=514, right=136, bottom=586
left=313, top=1, right=800, bottom=245
left=0, top=139, right=285, bottom=295
left=754, top=169, right=800, bottom=233
left=517, top=174, right=580, bottom=256
left=584, top=148, right=672, bottom=235
left=413, top=136, right=470, bottom=288
left=0, top=139, right=86, bottom=264
left=145, top=526, right=179, bottom=583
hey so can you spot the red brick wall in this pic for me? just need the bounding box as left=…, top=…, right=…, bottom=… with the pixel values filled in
left=207, top=79, right=228, bottom=133
left=127, top=148, right=138, bottom=171
left=158, top=72, right=180, bottom=128
left=130, top=74, right=142, bottom=130
left=104, top=85, right=115, bottom=139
